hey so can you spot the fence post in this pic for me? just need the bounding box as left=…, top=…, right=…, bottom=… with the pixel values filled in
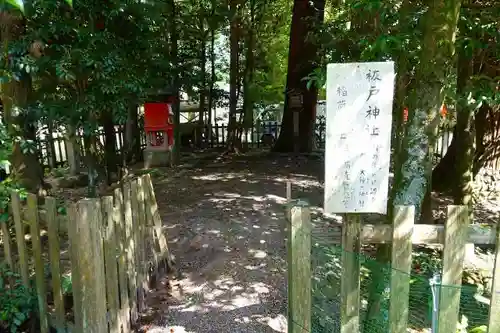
left=27, top=194, right=49, bottom=333
left=143, top=174, right=171, bottom=271
left=288, top=200, right=311, bottom=333
left=487, top=224, right=500, bottom=333
left=389, top=205, right=415, bottom=333
left=114, top=186, right=131, bottom=333
left=430, top=273, right=442, bottom=333
left=438, top=205, right=469, bottom=333
left=340, top=214, right=361, bottom=333
left=70, top=199, right=108, bottom=332
left=123, top=181, right=138, bottom=324
left=67, top=205, right=83, bottom=333
left=102, top=196, right=120, bottom=333
left=131, top=179, right=145, bottom=312
left=46, top=197, right=65, bottom=332
left=10, top=191, right=29, bottom=288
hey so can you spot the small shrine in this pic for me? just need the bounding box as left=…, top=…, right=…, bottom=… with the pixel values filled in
left=143, top=98, right=175, bottom=168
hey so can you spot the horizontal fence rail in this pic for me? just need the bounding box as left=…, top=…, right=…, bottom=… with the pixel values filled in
left=286, top=197, right=500, bottom=333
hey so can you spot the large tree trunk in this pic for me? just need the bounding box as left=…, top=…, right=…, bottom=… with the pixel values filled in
left=207, top=21, right=216, bottom=146
left=226, top=0, right=241, bottom=152
left=168, top=0, right=181, bottom=165
left=453, top=48, right=474, bottom=205
left=242, top=0, right=256, bottom=149
left=272, top=0, right=325, bottom=153
left=392, top=0, right=462, bottom=216
left=0, top=11, right=44, bottom=192
left=365, top=2, right=462, bottom=330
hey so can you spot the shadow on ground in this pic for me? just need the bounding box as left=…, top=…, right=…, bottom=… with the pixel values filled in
left=137, top=151, right=499, bottom=333
left=138, top=152, right=328, bottom=333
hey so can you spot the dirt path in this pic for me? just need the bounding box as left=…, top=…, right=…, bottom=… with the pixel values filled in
left=138, top=153, right=324, bottom=333
left=136, top=152, right=499, bottom=333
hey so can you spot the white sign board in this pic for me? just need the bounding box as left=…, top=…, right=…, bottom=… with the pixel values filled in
left=324, top=62, right=395, bottom=214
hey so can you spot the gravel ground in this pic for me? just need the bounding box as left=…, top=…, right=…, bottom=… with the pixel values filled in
left=136, top=153, right=324, bottom=333
left=134, top=152, right=499, bottom=333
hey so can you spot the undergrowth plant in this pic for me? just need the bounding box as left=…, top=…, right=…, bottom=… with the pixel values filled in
left=0, top=265, right=36, bottom=332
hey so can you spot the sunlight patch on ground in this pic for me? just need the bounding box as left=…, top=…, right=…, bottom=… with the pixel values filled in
left=208, top=191, right=289, bottom=206
left=192, top=172, right=255, bottom=181
left=170, top=276, right=274, bottom=313
left=273, top=176, right=322, bottom=189
left=248, top=248, right=267, bottom=258
left=147, top=325, right=191, bottom=333
left=147, top=315, right=287, bottom=333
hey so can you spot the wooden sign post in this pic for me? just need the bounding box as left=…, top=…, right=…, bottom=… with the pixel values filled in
left=324, top=61, right=395, bottom=333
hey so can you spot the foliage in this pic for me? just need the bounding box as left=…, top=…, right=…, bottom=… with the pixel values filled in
left=0, top=265, right=36, bottom=332
left=1, top=0, right=72, bottom=13
left=0, top=122, right=25, bottom=223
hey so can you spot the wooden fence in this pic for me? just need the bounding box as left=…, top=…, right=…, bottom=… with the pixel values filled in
left=0, top=173, right=171, bottom=333
left=286, top=200, right=500, bottom=333
left=36, top=121, right=454, bottom=171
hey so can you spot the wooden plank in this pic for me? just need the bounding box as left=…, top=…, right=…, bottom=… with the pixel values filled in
left=27, top=194, right=49, bottom=333
left=286, top=181, right=292, bottom=202
left=313, top=224, right=496, bottom=245
left=0, top=218, right=13, bottom=269
left=114, top=187, right=131, bottom=333
left=142, top=178, right=159, bottom=277
left=438, top=205, right=469, bottom=333
left=102, top=196, right=120, bottom=333
left=11, top=191, right=29, bottom=287
left=287, top=200, right=311, bottom=333
left=67, top=204, right=83, bottom=333
left=389, top=205, right=414, bottom=333
left=340, top=214, right=361, bottom=333
left=46, top=197, right=65, bottom=332
left=142, top=174, right=170, bottom=267
left=487, top=224, right=500, bottom=333
left=137, top=177, right=149, bottom=292
left=72, top=199, right=108, bottom=333
left=130, top=179, right=145, bottom=313
left=123, top=181, right=138, bottom=324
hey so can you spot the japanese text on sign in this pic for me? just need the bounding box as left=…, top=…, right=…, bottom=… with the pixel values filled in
left=324, top=62, right=395, bottom=214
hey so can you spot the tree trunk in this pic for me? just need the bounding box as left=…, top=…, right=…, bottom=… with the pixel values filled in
left=391, top=0, right=412, bottom=166
left=102, top=109, right=118, bottom=185
left=198, top=17, right=207, bottom=148
left=0, top=12, right=44, bottom=192
left=272, top=0, right=325, bottom=153
left=226, top=0, right=241, bottom=152
left=168, top=0, right=181, bottom=165
left=83, top=133, right=100, bottom=197
left=65, top=125, right=81, bottom=176
left=432, top=104, right=496, bottom=193
left=365, top=1, right=462, bottom=330
left=207, top=22, right=216, bottom=146
left=453, top=48, right=474, bottom=205
left=123, top=102, right=141, bottom=165
left=392, top=0, right=462, bottom=216
left=242, top=0, right=256, bottom=149
left=47, top=121, right=57, bottom=169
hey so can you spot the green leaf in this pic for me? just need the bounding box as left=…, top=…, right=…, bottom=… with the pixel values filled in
left=469, top=326, right=487, bottom=333
left=5, top=0, right=24, bottom=13
left=0, top=213, right=9, bottom=223
left=65, top=0, right=73, bottom=6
